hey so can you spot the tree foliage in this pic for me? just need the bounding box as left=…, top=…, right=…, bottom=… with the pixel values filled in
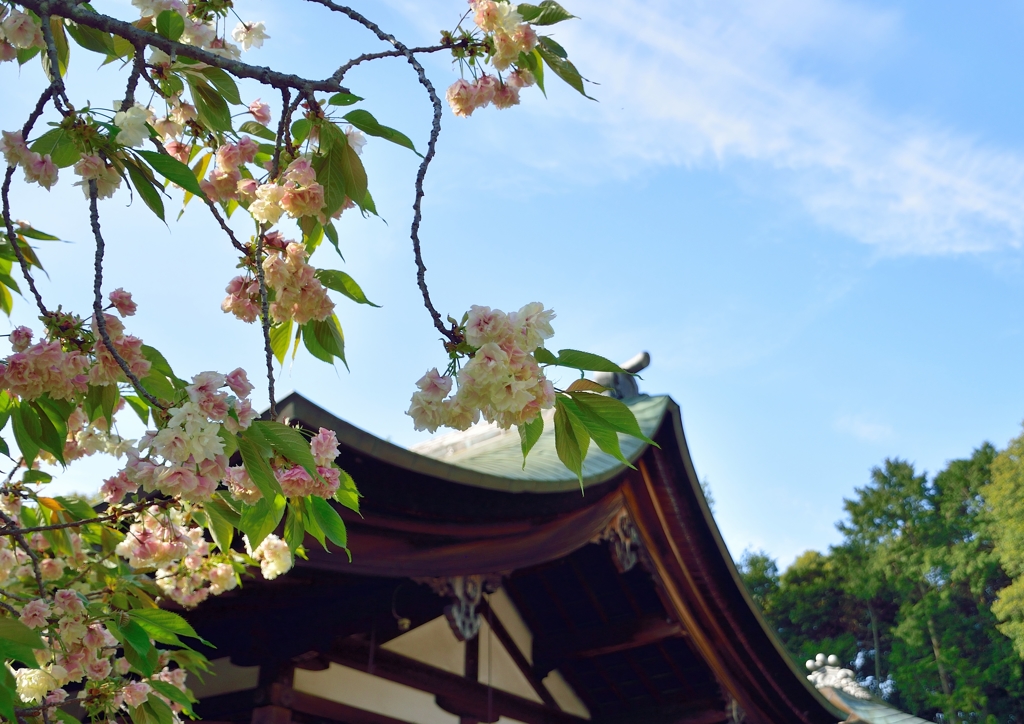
left=740, top=446, right=1024, bottom=722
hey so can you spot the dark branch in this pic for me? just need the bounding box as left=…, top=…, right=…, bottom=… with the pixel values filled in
left=255, top=232, right=275, bottom=419
left=19, top=0, right=351, bottom=95
left=333, top=43, right=454, bottom=83
left=2, top=86, right=55, bottom=319
left=306, top=0, right=455, bottom=344
left=87, top=180, right=166, bottom=409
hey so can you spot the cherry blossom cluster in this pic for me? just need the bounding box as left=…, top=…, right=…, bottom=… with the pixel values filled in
left=223, top=235, right=335, bottom=325
left=223, top=426, right=342, bottom=504
left=0, top=7, right=44, bottom=62
left=132, top=0, right=267, bottom=60
left=408, top=302, right=556, bottom=432
left=116, top=369, right=256, bottom=504
left=0, top=289, right=148, bottom=402
left=445, top=1, right=539, bottom=117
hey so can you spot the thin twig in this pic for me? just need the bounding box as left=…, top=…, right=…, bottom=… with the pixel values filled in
left=39, top=14, right=71, bottom=113
left=0, top=499, right=155, bottom=535
left=306, top=0, right=456, bottom=344
left=255, top=231, right=275, bottom=419
left=0, top=508, right=45, bottom=599
left=2, top=87, right=55, bottom=319
left=87, top=180, right=166, bottom=409
left=205, top=200, right=247, bottom=254
left=120, top=43, right=147, bottom=111
left=333, top=43, right=468, bottom=83
left=270, top=87, right=292, bottom=181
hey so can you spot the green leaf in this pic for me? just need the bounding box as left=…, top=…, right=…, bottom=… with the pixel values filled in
left=49, top=18, right=69, bottom=77
left=140, top=344, right=179, bottom=382
left=155, top=10, right=184, bottom=42
left=239, top=493, right=285, bottom=549
left=333, top=469, right=359, bottom=514
left=323, top=221, right=342, bottom=257
left=269, top=320, right=293, bottom=365
left=553, top=349, right=629, bottom=374
left=313, top=123, right=348, bottom=218
left=566, top=378, right=610, bottom=393
left=0, top=666, right=17, bottom=721
left=308, top=495, right=348, bottom=550
left=66, top=22, right=116, bottom=56
left=123, top=158, right=166, bottom=221
left=32, top=398, right=67, bottom=465
left=135, top=150, right=207, bottom=199
left=188, top=78, right=233, bottom=133
left=30, top=127, right=80, bottom=168
left=518, top=415, right=544, bottom=468
left=284, top=502, right=305, bottom=553
left=328, top=93, right=363, bottom=106
left=239, top=121, right=276, bottom=141
left=148, top=680, right=195, bottom=718
left=291, top=118, right=312, bottom=146
left=53, top=709, right=79, bottom=724
left=518, top=0, right=576, bottom=25
left=22, top=470, right=52, bottom=484
left=11, top=402, right=41, bottom=465
left=0, top=617, right=45, bottom=650
left=124, top=395, right=150, bottom=425
left=537, top=40, right=593, bottom=99
left=204, top=498, right=236, bottom=553
left=340, top=143, right=369, bottom=212
left=301, top=315, right=346, bottom=367
left=144, top=695, right=175, bottom=724
left=569, top=391, right=656, bottom=446
left=559, top=396, right=632, bottom=468
left=140, top=371, right=176, bottom=405
left=315, top=269, right=379, bottom=307
left=533, top=347, right=557, bottom=365
left=237, top=431, right=284, bottom=500
left=16, top=46, right=40, bottom=66
left=110, top=618, right=156, bottom=676
left=342, top=109, right=420, bottom=156
left=538, top=35, right=568, bottom=58
left=553, top=398, right=588, bottom=484
left=199, top=66, right=241, bottom=105
left=130, top=609, right=211, bottom=647
left=0, top=638, right=41, bottom=668
left=250, top=420, right=321, bottom=480
left=52, top=496, right=95, bottom=521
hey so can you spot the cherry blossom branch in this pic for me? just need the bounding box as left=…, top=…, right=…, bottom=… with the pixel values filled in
left=305, top=0, right=456, bottom=344
left=121, top=43, right=148, bottom=112
left=256, top=231, right=275, bottom=419
left=0, top=508, right=45, bottom=598
left=0, top=498, right=168, bottom=536
left=18, top=0, right=352, bottom=96
left=87, top=181, right=166, bottom=410
left=270, top=87, right=293, bottom=181
left=39, top=14, right=71, bottom=114
left=333, top=43, right=459, bottom=82
left=205, top=200, right=247, bottom=254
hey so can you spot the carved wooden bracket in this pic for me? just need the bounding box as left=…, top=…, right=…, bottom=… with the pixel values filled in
left=592, top=508, right=649, bottom=574
left=416, top=574, right=503, bottom=641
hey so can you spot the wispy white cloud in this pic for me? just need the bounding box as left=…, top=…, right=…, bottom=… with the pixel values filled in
left=495, top=0, right=1024, bottom=255
left=834, top=414, right=893, bottom=442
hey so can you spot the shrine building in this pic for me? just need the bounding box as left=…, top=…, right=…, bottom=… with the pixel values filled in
left=182, top=358, right=912, bottom=724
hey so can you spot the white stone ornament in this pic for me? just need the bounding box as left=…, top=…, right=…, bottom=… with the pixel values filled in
left=806, top=654, right=872, bottom=700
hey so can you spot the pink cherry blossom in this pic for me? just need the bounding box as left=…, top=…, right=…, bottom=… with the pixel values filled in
left=249, top=98, right=271, bottom=125
left=225, top=367, right=253, bottom=397
left=109, top=288, right=137, bottom=317
left=19, top=598, right=49, bottom=628
left=310, top=427, right=340, bottom=466
left=9, top=326, right=31, bottom=352
left=23, top=152, right=58, bottom=189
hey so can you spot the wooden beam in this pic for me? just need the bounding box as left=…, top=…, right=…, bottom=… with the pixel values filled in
left=533, top=614, right=683, bottom=675
left=270, top=684, right=415, bottom=724
left=477, top=599, right=559, bottom=709
left=326, top=638, right=588, bottom=724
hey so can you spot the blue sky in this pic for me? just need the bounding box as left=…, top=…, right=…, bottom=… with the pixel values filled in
left=3, top=0, right=1024, bottom=568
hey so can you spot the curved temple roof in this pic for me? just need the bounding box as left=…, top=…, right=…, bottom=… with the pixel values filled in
left=277, top=392, right=844, bottom=723
left=190, top=392, right=849, bottom=724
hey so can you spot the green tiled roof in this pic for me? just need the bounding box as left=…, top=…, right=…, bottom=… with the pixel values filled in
left=410, top=395, right=670, bottom=490
left=822, top=688, right=931, bottom=724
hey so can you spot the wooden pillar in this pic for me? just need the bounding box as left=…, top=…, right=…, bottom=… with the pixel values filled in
left=253, top=660, right=294, bottom=724
left=461, top=633, right=480, bottom=724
